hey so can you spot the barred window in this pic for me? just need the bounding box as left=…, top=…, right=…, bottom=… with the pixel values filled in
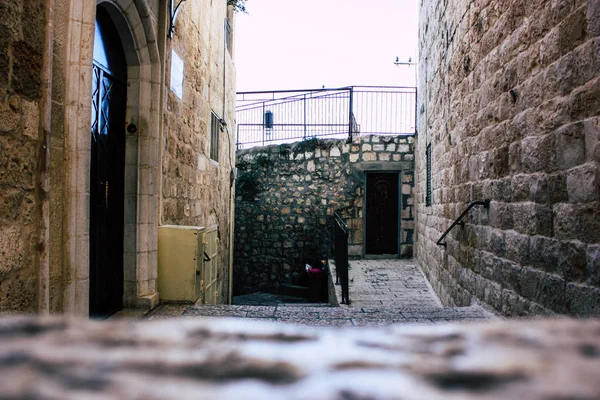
left=426, top=143, right=432, bottom=207
left=210, top=112, right=220, bottom=162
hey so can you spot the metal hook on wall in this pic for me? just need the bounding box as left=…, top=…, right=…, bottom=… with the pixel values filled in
left=168, top=0, right=187, bottom=39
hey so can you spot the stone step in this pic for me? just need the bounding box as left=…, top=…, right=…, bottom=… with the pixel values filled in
left=279, top=283, right=308, bottom=298
left=149, top=302, right=495, bottom=326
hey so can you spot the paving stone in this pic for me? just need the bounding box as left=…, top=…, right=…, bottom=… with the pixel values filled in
left=246, top=309, right=277, bottom=318
left=352, top=318, right=434, bottom=326
left=275, top=318, right=355, bottom=327
left=337, top=259, right=443, bottom=309
left=2, top=316, right=599, bottom=399
left=182, top=309, right=249, bottom=318
left=148, top=259, right=496, bottom=327
left=273, top=310, right=320, bottom=319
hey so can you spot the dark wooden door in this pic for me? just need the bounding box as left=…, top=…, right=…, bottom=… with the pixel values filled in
left=365, top=172, right=399, bottom=254
left=89, top=7, right=126, bottom=318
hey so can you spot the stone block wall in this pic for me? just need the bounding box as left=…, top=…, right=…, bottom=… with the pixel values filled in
left=0, top=0, right=47, bottom=312
left=0, top=0, right=236, bottom=314
left=416, top=0, right=600, bottom=316
left=233, top=135, right=414, bottom=295
left=162, top=1, right=236, bottom=304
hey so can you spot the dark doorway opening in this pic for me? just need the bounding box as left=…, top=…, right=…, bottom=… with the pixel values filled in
left=89, top=6, right=127, bottom=318
left=365, top=172, right=399, bottom=255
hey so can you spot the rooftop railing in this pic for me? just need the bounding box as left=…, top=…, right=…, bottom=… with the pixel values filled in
left=235, top=86, right=417, bottom=149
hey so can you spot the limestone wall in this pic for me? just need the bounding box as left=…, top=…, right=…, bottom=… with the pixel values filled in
left=233, top=136, right=414, bottom=295
left=0, top=0, right=236, bottom=314
left=416, top=0, right=600, bottom=316
left=0, top=0, right=47, bottom=312
left=162, top=1, right=236, bottom=304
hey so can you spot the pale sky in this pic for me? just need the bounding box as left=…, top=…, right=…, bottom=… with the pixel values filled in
left=234, top=0, right=419, bottom=92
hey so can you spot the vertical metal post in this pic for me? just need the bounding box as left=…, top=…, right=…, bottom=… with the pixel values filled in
left=414, top=88, right=418, bottom=135
left=334, top=212, right=350, bottom=305
left=303, top=94, right=307, bottom=140
left=262, top=102, right=265, bottom=147
left=348, top=87, right=354, bottom=143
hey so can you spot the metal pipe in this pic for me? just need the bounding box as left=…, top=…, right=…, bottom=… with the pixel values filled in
left=436, top=200, right=491, bottom=247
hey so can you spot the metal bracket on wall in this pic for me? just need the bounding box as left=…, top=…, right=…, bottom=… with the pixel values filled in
left=168, top=0, right=187, bottom=39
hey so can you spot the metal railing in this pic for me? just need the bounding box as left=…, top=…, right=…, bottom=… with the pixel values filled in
left=235, top=86, right=417, bottom=149
left=437, top=200, right=491, bottom=247
left=334, top=212, right=350, bottom=305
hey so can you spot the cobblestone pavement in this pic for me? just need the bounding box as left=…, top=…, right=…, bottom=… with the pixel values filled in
left=145, top=259, right=496, bottom=326
left=146, top=302, right=493, bottom=326
left=339, top=259, right=443, bottom=308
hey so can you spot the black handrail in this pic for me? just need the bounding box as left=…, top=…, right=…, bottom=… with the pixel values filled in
left=436, top=200, right=491, bottom=247
left=333, top=212, right=350, bottom=305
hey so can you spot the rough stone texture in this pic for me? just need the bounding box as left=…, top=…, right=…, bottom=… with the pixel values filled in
left=416, top=0, right=600, bottom=317
left=0, top=0, right=45, bottom=312
left=146, top=302, right=493, bottom=326
left=234, top=135, right=415, bottom=295
left=1, top=316, right=600, bottom=399
left=162, top=1, right=236, bottom=304
left=1, top=0, right=236, bottom=314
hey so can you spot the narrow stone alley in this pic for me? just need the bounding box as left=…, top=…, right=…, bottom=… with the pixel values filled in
left=146, top=260, right=495, bottom=326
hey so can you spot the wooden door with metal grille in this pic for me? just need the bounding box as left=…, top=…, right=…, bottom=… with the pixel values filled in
left=89, top=7, right=127, bottom=318
left=365, top=172, right=400, bottom=255
left=202, top=226, right=219, bottom=304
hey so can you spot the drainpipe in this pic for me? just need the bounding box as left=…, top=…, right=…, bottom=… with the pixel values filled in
left=228, top=160, right=235, bottom=305
left=223, top=9, right=236, bottom=305
left=157, top=1, right=169, bottom=226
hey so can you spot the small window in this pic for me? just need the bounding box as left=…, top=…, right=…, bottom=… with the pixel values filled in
left=210, top=112, right=220, bottom=162
left=426, top=143, right=432, bottom=207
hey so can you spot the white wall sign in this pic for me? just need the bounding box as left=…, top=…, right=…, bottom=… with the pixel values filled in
left=170, top=49, right=184, bottom=100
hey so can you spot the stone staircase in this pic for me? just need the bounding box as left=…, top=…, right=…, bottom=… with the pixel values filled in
left=146, top=259, right=495, bottom=326
left=327, top=258, right=496, bottom=324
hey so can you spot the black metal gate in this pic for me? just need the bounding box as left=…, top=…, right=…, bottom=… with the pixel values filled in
left=334, top=212, right=350, bottom=304
left=365, top=172, right=399, bottom=254
left=89, top=63, right=126, bottom=317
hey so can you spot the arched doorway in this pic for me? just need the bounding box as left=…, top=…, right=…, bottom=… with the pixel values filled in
left=89, top=5, right=127, bottom=317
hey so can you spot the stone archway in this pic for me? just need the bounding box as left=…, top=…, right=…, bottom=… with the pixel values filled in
left=62, top=0, right=161, bottom=315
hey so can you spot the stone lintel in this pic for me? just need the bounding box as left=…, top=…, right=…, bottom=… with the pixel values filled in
left=352, top=161, right=414, bottom=172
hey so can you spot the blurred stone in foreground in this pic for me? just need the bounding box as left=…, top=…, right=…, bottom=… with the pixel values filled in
left=0, top=316, right=599, bottom=399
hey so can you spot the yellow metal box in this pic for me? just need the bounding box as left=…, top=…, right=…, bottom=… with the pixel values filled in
left=158, top=225, right=205, bottom=303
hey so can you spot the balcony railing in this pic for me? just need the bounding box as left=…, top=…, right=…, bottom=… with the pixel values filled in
left=235, top=86, right=417, bottom=149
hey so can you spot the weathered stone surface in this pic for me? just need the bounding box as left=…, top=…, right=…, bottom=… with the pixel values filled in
left=566, top=163, right=599, bottom=203
left=556, top=122, right=586, bottom=170
left=159, top=0, right=236, bottom=304
left=0, top=0, right=44, bottom=313
left=416, top=0, right=600, bottom=317
left=588, top=245, right=600, bottom=287
left=554, top=203, right=600, bottom=243
left=0, top=0, right=235, bottom=313
left=11, top=41, right=43, bottom=100
left=1, top=316, right=599, bottom=399
left=22, top=0, right=45, bottom=53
